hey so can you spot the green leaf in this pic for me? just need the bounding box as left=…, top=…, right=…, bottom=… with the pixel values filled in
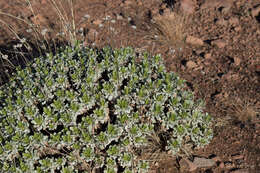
left=46, top=78, right=53, bottom=87
left=51, top=133, right=61, bottom=142
left=107, top=124, right=118, bottom=136
left=107, top=145, right=119, bottom=156
left=53, top=99, right=62, bottom=110
left=180, top=111, right=188, bottom=119
left=134, top=136, right=147, bottom=144
left=12, top=132, right=21, bottom=142
left=82, top=131, right=92, bottom=143
left=83, top=147, right=94, bottom=159
left=56, top=89, right=65, bottom=97
left=70, top=102, right=79, bottom=112
left=0, top=146, right=4, bottom=155
left=177, top=125, right=185, bottom=135
left=120, top=114, right=129, bottom=123
left=139, top=160, right=149, bottom=170
left=130, top=125, right=139, bottom=136
left=122, top=153, right=131, bottom=162
left=22, top=135, right=30, bottom=144
left=170, top=139, right=179, bottom=148
left=66, top=90, right=75, bottom=100
left=16, top=96, right=23, bottom=106
left=23, top=152, right=32, bottom=159
left=122, top=137, right=130, bottom=146
left=20, top=160, right=29, bottom=172
left=106, top=157, right=116, bottom=167
left=43, top=107, right=52, bottom=117
left=97, top=132, right=107, bottom=143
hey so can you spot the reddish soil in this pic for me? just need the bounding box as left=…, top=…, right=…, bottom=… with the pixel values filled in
left=0, top=0, right=259, bottom=172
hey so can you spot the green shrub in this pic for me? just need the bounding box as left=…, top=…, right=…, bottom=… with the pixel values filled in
left=0, top=42, right=213, bottom=172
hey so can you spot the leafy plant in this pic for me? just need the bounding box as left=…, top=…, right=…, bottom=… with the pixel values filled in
left=0, top=42, right=213, bottom=172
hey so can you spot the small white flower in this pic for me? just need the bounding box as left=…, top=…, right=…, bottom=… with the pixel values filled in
left=56, top=32, right=65, bottom=36
left=127, top=17, right=131, bottom=21
left=110, top=27, right=115, bottom=31
left=2, top=54, right=8, bottom=60
left=104, top=15, right=111, bottom=21
left=16, top=44, right=23, bottom=48
left=41, top=28, right=48, bottom=36
left=131, top=25, right=136, bottom=30
left=99, top=24, right=104, bottom=28
left=26, top=29, right=33, bottom=33
left=169, top=48, right=175, bottom=54
left=20, top=38, right=26, bottom=43
left=111, top=19, right=116, bottom=23
left=84, top=14, right=90, bottom=19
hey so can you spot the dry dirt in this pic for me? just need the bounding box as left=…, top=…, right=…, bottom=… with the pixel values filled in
left=0, top=0, right=259, bottom=173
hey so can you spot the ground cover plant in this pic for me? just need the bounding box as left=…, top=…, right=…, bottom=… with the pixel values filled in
left=0, top=42, right=213, bottom=172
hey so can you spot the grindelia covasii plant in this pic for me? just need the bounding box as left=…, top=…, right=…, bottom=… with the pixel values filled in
left=0, top=42, right=213, bottom=172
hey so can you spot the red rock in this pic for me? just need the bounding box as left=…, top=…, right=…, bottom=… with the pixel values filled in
left=186, top=36, right=204, bottom=46
left=180, top=0, right=196, bottom=14
left=31, top=14, right=48, bottom=26
left=87, top=28, right=98, bottom=40
left=212, top=39, right=227, bottom=48
left=193, top=157, right=216, bottom=168
left=201, top=0, right=233, bottom=11
left=234, top=26, right=241, bottom=32
left=205, top=53, right=212, bottom=59
left=41, top=0, right=48, bottom=4
left=181, top=158, right=198, bottom=172
left=229, top=17, right=239, bottom=26
left=92, top=19, right=102, bottom=25
left=234, top=57, right=241, bottom=66
left=216, top=18, right=228, bottom=26
left=232, top=154, right=244, bottom=160
left=251, top=5, right=260, bottom=17
left=179, top=158, right=193, bottom=172
left=186, top=60, right=197, bottom=69
left=124, top=0, right=133, bottom=5
left=230, top=169, right=249, bottom=173
left=212, top=156, right=222, bottom=162
left=220, top=162, right=225, bottom=168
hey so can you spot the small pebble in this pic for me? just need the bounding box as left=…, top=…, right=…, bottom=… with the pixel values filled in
left=26, top=29, right=33, bottom=33
left=84, top=14, right=90, bottom=19
left=111, top=19, right=116, bottom=23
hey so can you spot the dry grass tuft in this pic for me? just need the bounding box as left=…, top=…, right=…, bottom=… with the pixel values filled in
left=147, top=11, right=189, bottom=53
left=227, top=97, right=259, bottom=123
left=0, top=0, right=78, bottom=84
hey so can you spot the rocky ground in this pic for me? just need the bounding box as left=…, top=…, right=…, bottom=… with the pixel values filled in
left=0, top=0, right=259, bottom=172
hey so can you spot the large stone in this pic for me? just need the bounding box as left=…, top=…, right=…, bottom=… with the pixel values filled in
left=212, top=39, right=227, bottom=48
left=186, top=36, right=204, bottom=46
left=193, top=157, right=216, bottom=169
left=92, top=19, right=102, bottom=25
left=180, top=0, right=196, bottom=14
left=251, top=5, right=260, bottom=17
left=31, top=14, right=48, bottom=26
left=186, top=60, right=197, bottom=69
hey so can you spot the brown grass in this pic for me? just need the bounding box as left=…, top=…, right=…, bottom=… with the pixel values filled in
left=0, top=0, right=78, bottom=84
left=226, top=97, right=259, bottom=123
left=147, top=11, right=189, bottom=53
